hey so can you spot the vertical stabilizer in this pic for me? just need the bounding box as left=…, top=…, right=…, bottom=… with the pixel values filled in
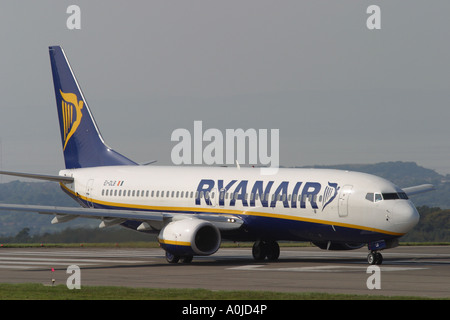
left=49, top=46, right=136, bottom=168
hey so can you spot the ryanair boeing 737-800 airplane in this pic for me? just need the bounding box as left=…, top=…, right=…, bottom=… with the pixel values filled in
left=0, top=46, right=434, bottom=265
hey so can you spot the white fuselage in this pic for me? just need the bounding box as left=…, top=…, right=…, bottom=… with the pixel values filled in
left=58, top=165, right=419, bottom=243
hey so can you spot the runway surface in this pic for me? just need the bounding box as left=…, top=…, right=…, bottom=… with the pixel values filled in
left=0, top=245, right=448, bottom=298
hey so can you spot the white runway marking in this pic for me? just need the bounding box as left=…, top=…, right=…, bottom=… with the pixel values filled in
left=0, top=256, right=142, bottom=264
left=228, top=265, right=428, bottom=272
left=0, top=249, right=151, bottom=270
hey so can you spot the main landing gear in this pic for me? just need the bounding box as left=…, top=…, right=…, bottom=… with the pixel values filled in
left=165, top=251, right=193, bottom=264
left=252, top=240, right=280, bottom=261
left=367, top=251, right=383, bottom=265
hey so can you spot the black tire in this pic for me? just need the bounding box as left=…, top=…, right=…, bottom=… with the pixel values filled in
left=266, top=241, right=280, bottom=261
left=375, top=252, right=383, bottom=265
left=166, top=251, right=180, bottom=264
left=252, top=241, right=267, bottom=261
left=367, top=252, right=376, bottom=265
left=181, top=255, right=193, bottom=263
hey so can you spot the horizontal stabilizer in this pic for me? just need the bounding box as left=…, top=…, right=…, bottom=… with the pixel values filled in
left=0, top=170, right=73, bottom=183
left=403, top=184, right=435, bottom=196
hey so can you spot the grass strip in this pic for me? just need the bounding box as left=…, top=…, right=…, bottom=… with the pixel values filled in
left=0, top=283, right=442, bottom=300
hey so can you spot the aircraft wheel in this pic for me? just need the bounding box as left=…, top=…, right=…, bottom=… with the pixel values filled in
left=375, top=252, right=383, bottom=265
left=181, top=255, right=193, bottom=264
left=266, top=241, right=280, bottom=261
left=252, top=241, right=267, bottom=261
left=165, top=251, right=180, bottom=264
left=367, top=251, right=383, bottom=265
left=367, top=252, right=376, bottom=265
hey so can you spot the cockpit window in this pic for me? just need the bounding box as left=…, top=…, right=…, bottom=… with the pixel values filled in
left=398, top=192, right=409, bottom=199
left=382, top=192, right=409, bottom=200
left=366, top=192, right=409, bottom=202
left=374, top=193, right=383, bottom=202
left=365, top=192, right=382, bottom=202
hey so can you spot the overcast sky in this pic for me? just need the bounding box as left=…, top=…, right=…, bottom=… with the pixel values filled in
left=1, top=1, right=450, bottom=179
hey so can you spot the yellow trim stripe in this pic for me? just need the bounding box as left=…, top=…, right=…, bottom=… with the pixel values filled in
left=158, top=239, right=191, bottom=247
left=60, top=184, right=405, bottom=237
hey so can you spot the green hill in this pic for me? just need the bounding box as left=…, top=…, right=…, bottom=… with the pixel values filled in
left=0, top=181, right=96, bottom=237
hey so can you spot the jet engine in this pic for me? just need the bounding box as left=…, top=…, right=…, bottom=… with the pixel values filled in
left=312, top=241, right=365, bottom=250
left=158, top=218, right=221, bottom=257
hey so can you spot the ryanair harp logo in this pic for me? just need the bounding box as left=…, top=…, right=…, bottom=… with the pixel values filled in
left=60, top=90, right=84, bottom=150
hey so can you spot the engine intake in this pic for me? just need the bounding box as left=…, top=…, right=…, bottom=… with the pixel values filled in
left=158, top=218, right=221, bottom=256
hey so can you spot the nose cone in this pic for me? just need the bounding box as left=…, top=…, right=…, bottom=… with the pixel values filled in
left=392, top=201, right=420, bottom=233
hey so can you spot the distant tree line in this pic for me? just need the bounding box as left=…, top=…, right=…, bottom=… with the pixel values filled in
left=0, top=226, right=157, bottom=244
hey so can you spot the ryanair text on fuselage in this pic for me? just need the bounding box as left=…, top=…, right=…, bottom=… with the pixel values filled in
left=195, top=179, right=340, bottom=210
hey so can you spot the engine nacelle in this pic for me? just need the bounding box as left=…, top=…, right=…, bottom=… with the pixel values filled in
left=158, top=218, right=221, bottom=256
left=312, top=241, right=365, bottom=250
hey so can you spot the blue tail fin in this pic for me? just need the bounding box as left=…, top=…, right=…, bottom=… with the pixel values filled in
left=49, top=46, right=137, bottom=169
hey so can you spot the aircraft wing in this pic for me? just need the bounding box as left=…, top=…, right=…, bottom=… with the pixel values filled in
left=0, top=204, right=244, bottom=232
left=403, top=184, right=435, bottom=196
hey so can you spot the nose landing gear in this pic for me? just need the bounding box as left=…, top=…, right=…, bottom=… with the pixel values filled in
left=367, top=240, right=388, bottom=265
left=367, top=251, right=383, bottom=265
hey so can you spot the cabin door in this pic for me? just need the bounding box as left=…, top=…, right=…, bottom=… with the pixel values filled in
left=338, top=185, right=353, bottom=217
